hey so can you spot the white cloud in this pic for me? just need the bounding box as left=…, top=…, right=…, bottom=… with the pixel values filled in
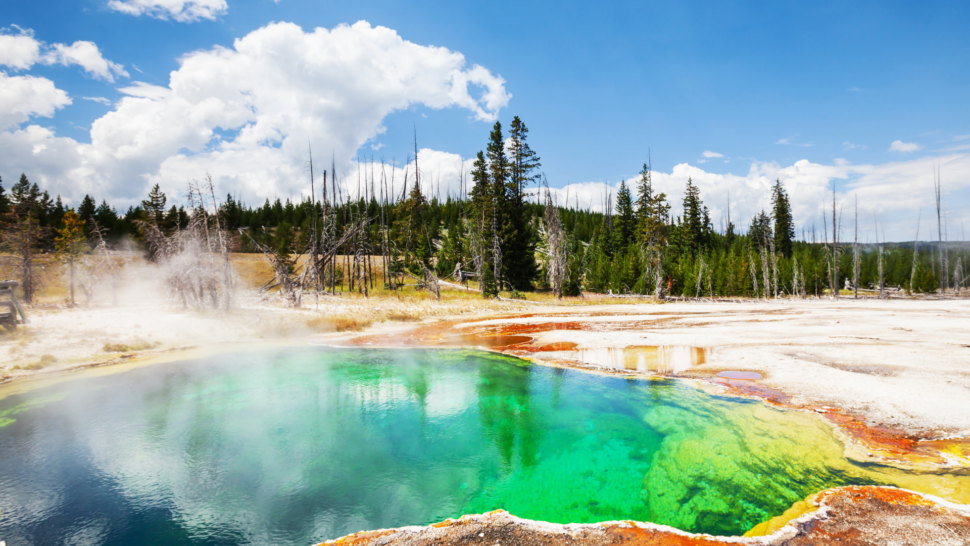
left=107, top=0, right=228, bottom=22
left=701, top=150, right=723, bottom=158
left=889, top=140, right=922, bottom=153
left=0, top=26, right=42, bottom=70
left=0, top=21, right=509, bottom=206
left=842, top=141, right=866, bottom=150
left=533, top=153, right=970, bottom=242
left=82, top=96, right=113, bottom=105
left=954, top=134, right=970, bottom=141
left=0, top=71, right=72, bottom=129
left=0, top=27, right=127, bottom=82
left=777, top=137, right=812, bottom=147
left=848, top=86, right=863, bottom=92
left=43, top=41, right=129, bottom=82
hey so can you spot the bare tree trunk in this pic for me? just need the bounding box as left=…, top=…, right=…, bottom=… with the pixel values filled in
left=910, top=209, right=921, bottom=294
left=748, top=247, right=759, bottom=299
left=935, top=165, right=947, bottom=294
left=831, top=186, right=838, bottom=299
left=853, top=195, right=859, bottom=299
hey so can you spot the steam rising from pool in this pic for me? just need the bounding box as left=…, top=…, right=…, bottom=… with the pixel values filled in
left=0, top=348, right=966, bottom=545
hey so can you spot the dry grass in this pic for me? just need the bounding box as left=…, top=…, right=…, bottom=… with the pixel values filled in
left=103, top=339, right=160, bottom=353
left=13, top=354, right=57, bottom=371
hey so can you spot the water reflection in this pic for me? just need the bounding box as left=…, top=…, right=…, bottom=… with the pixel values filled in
left=0, top=348, right=965, bottom=546
left=577, top=345, right=708, bottom=373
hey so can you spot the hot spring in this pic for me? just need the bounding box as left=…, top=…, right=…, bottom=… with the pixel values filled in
left=0, top=348, right=966, bottom=545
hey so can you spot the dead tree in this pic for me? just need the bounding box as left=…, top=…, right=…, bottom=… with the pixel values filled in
left=910, top=209, right=922, bottom=294
left=540, top=180, right=568, bottom=299
left=831, top=186, right=839, bottom=299
left=853, top=195, right=859, bottom=299
left=934, top=165, right=948, bottom=293
left=1, top=210, right=44, bottom=304
left=748, top=247, right=759, bottom=299
left=137, top=178, right=235, bottom=311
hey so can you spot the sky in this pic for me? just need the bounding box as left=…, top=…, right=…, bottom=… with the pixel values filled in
left=1, top=0, right=969, bottom=241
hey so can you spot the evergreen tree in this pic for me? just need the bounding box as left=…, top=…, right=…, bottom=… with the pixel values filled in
left=635, top=162, right=652, bottom=225
left=51, top=195, right=66, bottom=228
left=94, top=200, right=119, bottom=235
left=141, top=184, right=167, bottom=227
left=771, top=179, right=795, bottom=257
left=10, top=174, right=35, bottom=214
left=748, top=210, right=772, bottom=245
left=486, top=121, right=509, bottom=290
left=681, top=177, right=706, bottom=254
left=614, top=180, right=635, bottom=250
left=0, top=175, right=7, bottom=216
left=505, top=116, right=540, bottom=289
left=469, top=150, right=496, bottom=296
left=78, top=194, right=97, bottom=222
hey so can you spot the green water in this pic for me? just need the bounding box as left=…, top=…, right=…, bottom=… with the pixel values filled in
left=0, top=348, right=961, bottom=545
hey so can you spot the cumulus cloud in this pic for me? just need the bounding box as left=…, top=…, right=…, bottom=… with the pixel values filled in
left=0, top=27, right=127, bottom=82
left=0, top=71, right=71, bottom=129
left=0, top=26, right=42, bottom=70
left=43, top=41, right=129, bottom=82
left=889, top=140, right=922, bottom=153
left=107, top=0, right=228, bottom=22
left=534, top=153, right=970, bottom=242
left=701, top=150, right=723, bottom=158
left=0, top=21, right=509, bottom=206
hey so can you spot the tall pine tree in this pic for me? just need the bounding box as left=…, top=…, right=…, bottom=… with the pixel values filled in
left=142, top=184, right=167, bottom=227
left=505, top=116, right=540, bottom=290
left=469, top=150, right=496, bottom=296
left=681, top=177, right=706, bottom=254
left=486, top=121, right=508, bottom=291
left=771, top=179, right=795, bottom=257
left=614, top=180, right=635, bottom=250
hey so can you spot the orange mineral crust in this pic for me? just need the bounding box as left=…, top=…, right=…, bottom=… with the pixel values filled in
left=319, top=487, right=970, bottom=546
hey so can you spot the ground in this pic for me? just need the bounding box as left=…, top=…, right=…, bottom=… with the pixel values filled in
left=2, top=255, right=969, bottom=544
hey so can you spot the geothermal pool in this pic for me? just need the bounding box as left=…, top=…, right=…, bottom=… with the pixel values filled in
left=0, top=348, right=961, bottom=545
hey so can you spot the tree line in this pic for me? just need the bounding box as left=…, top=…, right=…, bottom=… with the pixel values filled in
left=2, top=117, right=967, bottom=304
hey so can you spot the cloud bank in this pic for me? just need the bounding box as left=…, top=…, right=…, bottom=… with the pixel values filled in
left=0, top=21, right=510, bottom=206
left=534, top=153, right=970, bottom=242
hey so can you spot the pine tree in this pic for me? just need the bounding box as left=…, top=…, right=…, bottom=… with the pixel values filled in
left=681, top=177, right=706, bottom=254
left=505, top=116, right=540, bottom=290
left=771, top=179, right=795, bottom=258
left=748, top=210, right=772, bottom=245
left=486, top=121, right=508, bottom=291
left=10, top=174, right=34, bottom=214
left=94, top=200, right=119, bottom=236
left=614, top=180, right=635, bottom=250
left=469, top=151, right=496, bottom=296
left=635, top=162, right=652, bottom=227
left=51, top=195, right=66, bottom=228
left=78, top=194, right=97, bottom=222
left=142, top=184, right=167, bottom=227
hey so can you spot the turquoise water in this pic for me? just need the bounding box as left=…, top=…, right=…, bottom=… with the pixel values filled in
left=0, top=348, right=917, bottom=545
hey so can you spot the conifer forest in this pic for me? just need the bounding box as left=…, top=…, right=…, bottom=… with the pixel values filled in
left=1, top=117, right=966, bottom=303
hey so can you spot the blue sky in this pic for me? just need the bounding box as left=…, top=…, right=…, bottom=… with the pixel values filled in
left=2, top=0, right=969, bottom=240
